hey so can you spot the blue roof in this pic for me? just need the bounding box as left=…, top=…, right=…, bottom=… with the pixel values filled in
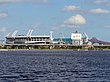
left=54, top=38, right=72, bottom=43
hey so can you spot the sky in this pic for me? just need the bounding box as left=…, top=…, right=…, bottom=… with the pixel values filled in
left=0, top=0, right=110, bottom=41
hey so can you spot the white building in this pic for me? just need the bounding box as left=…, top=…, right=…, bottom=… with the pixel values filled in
left=71, top=31, right=83, bottom=45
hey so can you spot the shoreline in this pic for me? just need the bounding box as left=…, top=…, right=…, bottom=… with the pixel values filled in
left=0, top=49, right=110, bottom=51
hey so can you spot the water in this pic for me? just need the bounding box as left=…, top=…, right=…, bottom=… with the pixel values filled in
left=0, top=50, right=110, bottom=82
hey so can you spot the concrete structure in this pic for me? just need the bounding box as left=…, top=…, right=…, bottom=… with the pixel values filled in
left=6, top=30, right=51, bottom=45
left=6, top=36, right=50, bottom=44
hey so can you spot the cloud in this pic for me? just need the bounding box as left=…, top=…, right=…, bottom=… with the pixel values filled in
left=0, top=12, right=8, bottom=18
left=95, top=0, right=108, bottom=3
left=0, top=0, right=48, bottom=4
left=105, top=25, right=110, bottom=28
left=0, top=27, right=8, bottom=37
left=89, top=8, right=109, bottom=14
left=63, top=14, right=86, bottom=28
left=0, top=27, right=7, bottom=33
left=51, top=14, right=86, bottom=30
left=95, top=0, right=110, bottom=5
left=62, top=5, right=109, bottom=14
left=63, top=5, right=80, bottom=11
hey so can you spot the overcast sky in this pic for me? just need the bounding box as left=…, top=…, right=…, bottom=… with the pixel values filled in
left=0, top=0, right=110, bottom=41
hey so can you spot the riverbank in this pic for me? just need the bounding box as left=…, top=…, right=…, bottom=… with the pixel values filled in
left=0, top=48, right=110, bottom=52
left=1, top=44, right=110, bottom=51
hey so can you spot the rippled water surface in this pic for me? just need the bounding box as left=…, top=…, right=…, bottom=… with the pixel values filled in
left=0, top=50, right=110, bottom=82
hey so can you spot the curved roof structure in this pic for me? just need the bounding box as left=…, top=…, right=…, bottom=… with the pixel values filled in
left=89, top=37, right=110, bottom=45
